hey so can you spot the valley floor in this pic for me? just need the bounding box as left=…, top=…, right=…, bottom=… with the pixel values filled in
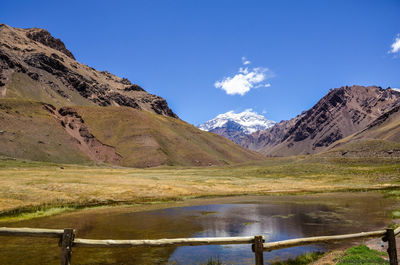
left=0, top=156, right=399, bottom=220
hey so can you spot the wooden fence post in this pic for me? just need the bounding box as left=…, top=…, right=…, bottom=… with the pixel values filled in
left=252, top=235, right=264, bottom=265
left=384, top=228, right=398, bottom=265
left=60, top=228, right=75, bottom=265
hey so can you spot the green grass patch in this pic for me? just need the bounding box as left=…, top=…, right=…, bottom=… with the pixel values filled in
left=0, top=207, right=74, bottom=222
left=391, top=210, right=400, bottom=218
left=271, top=252, right=324, bottom=265
left=337, top=245, right=388, bottom=265
left=383, top=189, right=400, bottom=200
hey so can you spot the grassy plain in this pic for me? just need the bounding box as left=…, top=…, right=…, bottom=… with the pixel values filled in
left=1, top=156, right=399, bottom=219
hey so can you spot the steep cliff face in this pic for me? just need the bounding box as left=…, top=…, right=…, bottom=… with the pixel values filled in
left=25, top=28, right=75, bottom=59
left=243, top=86, right=400, bottom=156
left=0, top=24, right=177, bottom=117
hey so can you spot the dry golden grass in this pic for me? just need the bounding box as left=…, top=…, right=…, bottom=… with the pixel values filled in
left=1, top=156, right=399, bottom=217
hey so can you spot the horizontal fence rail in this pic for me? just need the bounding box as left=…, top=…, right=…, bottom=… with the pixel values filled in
left=0, top=227, right=64, bottom=238
left=1, top=226, right=399, bottom=265
left=74, top=236, right=257, bottom=247
left=262, top=230, right=387, bottom=251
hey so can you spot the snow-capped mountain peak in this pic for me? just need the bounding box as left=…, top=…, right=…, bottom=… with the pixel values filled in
left=198, top=109, right=275, bottom=134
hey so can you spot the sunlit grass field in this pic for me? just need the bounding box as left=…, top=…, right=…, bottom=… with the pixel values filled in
left=1, top=155, right=399, bottom=220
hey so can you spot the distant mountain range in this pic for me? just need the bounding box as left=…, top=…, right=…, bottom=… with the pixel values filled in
left=242, top=85, right=400, bottom=156
left=198, top=110, right=275, bottom=144
left=1, top=23, right=399, bottom=166
left=0, top=24, right=263, bottom=167
left=200, top=86, right=400, bottom=157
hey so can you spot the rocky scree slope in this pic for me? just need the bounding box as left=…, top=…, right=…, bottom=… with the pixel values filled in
left=0, top=24, right=176, bottom=117
left=324, top=94, right=400, bottom=157
left=241, top=86, right=400, bottom=156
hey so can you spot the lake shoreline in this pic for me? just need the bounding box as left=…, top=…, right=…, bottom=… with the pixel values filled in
left=2, top=191, right=398, bottom=264
left=2, top=156, right=400, bottom=223
left=1, top=187, right=399, bottom=223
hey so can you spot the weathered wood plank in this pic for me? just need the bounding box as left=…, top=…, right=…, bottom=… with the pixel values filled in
left=0, top=227, right=64, bottom=238
left=253, top=235, right=264, bottom=265
left=60, top=229, right=75, bottom=265
left=384, top=228, right=398, bottom=265
left=1, top=224, right=399, bottom=265
left=263, top=230, right=386, bottom=251
left=73, top=236, right=258, bottom=247
left=394, top=226, right=400, bottom=236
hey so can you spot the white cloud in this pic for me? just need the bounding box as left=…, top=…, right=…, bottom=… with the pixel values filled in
left=242, top=56, right=251, bottom=65
left=389, top=34, right=400, bottom=54
left=215, top=58, right=273, bottom=96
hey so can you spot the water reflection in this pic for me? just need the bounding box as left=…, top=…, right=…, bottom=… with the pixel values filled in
left=167, top=204, right=325, bottom=264
left=0, top=192, right=396, bottom=264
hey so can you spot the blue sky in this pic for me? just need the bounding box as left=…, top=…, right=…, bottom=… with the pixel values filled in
left=2, top=0, right=400, bottom=125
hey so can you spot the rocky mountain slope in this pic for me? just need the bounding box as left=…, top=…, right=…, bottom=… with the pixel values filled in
left=242, top=86, right=400, bottom=156
left=0, top=98, right=263, bottom=167
left=324, top=99, right=400, bottom=157
left=0, top=24, right=264, bottom=166
left=0, top=24, right=176, bottom=117
left=198, top=110, right=275, bottom=144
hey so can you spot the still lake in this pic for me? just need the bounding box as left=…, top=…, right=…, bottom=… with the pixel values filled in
left=0, top=192, right=397, bottom=264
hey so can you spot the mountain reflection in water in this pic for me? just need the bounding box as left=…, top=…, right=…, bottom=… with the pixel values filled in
left=0, top=193, right=396, bottom=265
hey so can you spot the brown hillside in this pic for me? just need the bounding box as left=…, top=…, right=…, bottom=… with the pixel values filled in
left=0, top=98, right=264, bottom=167
left=0, top=24, right=264, bottom=166
left=242, top=86, right=400, bottom=156
left=324, top=101, right=400, bottom=157
left=0, top=24, right=176, bottom=117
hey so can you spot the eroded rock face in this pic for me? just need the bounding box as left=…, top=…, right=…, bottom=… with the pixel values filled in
left=25, top=28, right=75, bottom=59
left=0, top=24, right=177, bottom=118
left=150, top=98, right=177, bottom=117
left=241, top=85, right=400, bottom=156
left=44, top=104, right=122, bottom=164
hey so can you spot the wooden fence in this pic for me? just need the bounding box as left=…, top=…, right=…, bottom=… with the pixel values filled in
left=1, top=226, right=399, bottom=265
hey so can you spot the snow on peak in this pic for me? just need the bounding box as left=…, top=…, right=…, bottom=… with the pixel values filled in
left=198, top=109, right=275, bottom=134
